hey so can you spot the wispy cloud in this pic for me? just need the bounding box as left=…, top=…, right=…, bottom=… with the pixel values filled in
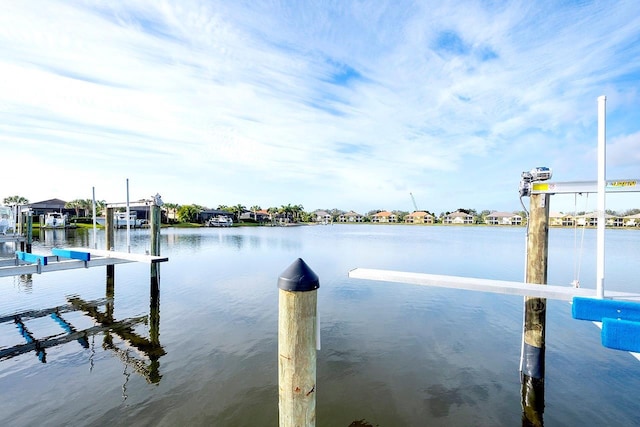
left=1, top=0, right=639, bottom=212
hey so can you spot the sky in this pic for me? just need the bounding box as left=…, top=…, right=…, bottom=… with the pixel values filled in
left=1, top=0, right=639, bottom=215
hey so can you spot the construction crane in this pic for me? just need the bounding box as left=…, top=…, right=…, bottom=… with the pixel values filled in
left=409, top=192, right=418, bottom=212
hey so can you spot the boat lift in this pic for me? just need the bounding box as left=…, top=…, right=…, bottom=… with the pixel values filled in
left=349, top=96, right=640, bottom=424
left=0, top=247, right=167, bottom=278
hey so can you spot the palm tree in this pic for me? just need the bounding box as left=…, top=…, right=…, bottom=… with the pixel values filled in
left=280, top=204, right=294, bottom=222
left=65, top=199, right=84, bottom=218
left=94, top=200, right=106, bottom=216
left=292, top=204, right=304, bottom=222
left=3, top=195, right=29, bottom=205
left=233, top=204, right=246, bottom=222
left=163, top=203, right=180, bottom=223
left=250, top=205, right=261, bottom=221
left=177, top=205, right=200, bottom=223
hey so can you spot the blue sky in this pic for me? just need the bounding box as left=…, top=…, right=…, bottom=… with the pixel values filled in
left=1, top=1, right=639, bottom=214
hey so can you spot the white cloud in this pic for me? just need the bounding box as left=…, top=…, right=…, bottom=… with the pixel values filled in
left=1, top=0, right=639, bottom=213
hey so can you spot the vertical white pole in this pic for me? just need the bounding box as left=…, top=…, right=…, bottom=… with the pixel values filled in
left=126, top=178, right=131, bottom=253
left=596, top=96, right=606, bottom=299
left=92, top=187, right=97, bottom=249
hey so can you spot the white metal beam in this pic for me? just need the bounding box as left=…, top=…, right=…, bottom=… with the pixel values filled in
left=531, top=179, right=639, bottom=194
left=65, top=247, right=169, bottom=264
left=348, top=268, right=640, bottom=301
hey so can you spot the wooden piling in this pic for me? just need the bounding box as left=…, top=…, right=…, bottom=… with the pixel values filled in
left=150, top=199, right=162, bottom=284
left=278, top=258, right=319, bottom=427
left=521, top=193, right=549, bottom=426
left=105, top=207, right=115, bottom=282
left=150, top=204, right=161, bottom=257
left=18, top=211, right=25, bottom=252
left=25, top=212, right=33, bottom=253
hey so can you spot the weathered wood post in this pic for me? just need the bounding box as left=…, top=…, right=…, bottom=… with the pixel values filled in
left=521, top=192, right=550, bottom=427
left=150, top=194, right=162, bottom=283
left=278, top=258, right=319, bottom=427
left=105, top=206, right=115, bottom=285
left=18, top=210, right=25, bottom=252
left=25, top=211, right=33, bottom=253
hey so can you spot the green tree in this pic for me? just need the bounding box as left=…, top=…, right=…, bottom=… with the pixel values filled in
left=3, top=195, right=29, bottom=205
left=163, top=203, right=180, bottom=223
left=299, top=210, right=313, bottom=222
left=177, top=205, right=200, bottom=223
left=392, top=210, right=409, bottom=222
left=292, top=204, right=305, bottom=222
left=233, top=204, right=246, bottom=222
left=94, top=200, right=106, bottom=216
left=250, top=205, right=261, bottom=221
left=280, top=204, right=294, bottom=222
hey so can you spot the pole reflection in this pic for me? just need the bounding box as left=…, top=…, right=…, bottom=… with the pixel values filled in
left=0, top=272, right=165, bottom=386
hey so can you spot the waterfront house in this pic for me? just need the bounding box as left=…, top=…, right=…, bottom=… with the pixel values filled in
left=623, top=213, right=640, bottom=227
left=240, top=209, right=270, bottom=222
left=371, top=211, right=397, bottom=223
left=28, top=199, right=74, bottom=217
left=313, top=210, right=333, bottom=224
left=485, top=211, right=523, bottom=226
left=549, top=212, right=575, bottom=227
left=575, top=212, right=623, bottom=227
left=443, top=210, right=473, bottom=224
left=404, top=211, right=434, bottom=224
left=338, top=211, right=364, bottom=222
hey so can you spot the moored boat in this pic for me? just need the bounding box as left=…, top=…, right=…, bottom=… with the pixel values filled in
left=208, top=215, right=233, bottom=227
left=115, top=212, right=145, bottom=228
left=43, top=212, right=67, bottom=229
left=0, top=205, right=15, bottom=235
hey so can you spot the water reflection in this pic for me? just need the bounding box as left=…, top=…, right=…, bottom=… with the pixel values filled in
left=0, top=272, right=165, bottom=387
left=39, top=228, right=91, bottom=246
left=161, top=228, right=303, bottom=252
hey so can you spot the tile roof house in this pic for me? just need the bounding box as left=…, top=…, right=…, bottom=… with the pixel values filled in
left=443, top=210, right=473, bottom=224
left=485, top=211, right=523, bottom=226
left=313, top=210, right=332, bottom=223
left=404, top=211, right=434, bottom=224
left=549, top=212, right=575, bottom=227
left=338, top=211, right=363, bottom=222
left=575, top=212, right=623, bottom=227
left=371, top=211, right=397, bottom=223
left=239, top=209, right=271, bottom=222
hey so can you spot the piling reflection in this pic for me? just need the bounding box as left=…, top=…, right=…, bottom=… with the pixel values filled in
left=521, top=373, right=544, bottom=426
left=0, top=273, right=165, bottom=385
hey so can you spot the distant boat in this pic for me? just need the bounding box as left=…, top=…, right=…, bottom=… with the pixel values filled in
left=0, top=205, right=15, bottom=235
left=208, top=215, right=233, bottom=227
left=43, top=212, right=67, bottom=229
left=115, top=212, right=145, bottom=228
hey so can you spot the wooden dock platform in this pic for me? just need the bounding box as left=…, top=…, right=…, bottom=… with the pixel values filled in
left=0, top=247, right=168, bottom=278
left=0, top=235, right=25, bottom=245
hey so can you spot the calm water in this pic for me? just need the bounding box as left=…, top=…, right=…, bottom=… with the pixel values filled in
left=0, top=225, right=639, bottom=426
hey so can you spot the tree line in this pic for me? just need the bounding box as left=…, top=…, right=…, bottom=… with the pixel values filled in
left=3, top=195, right=640, bottom=224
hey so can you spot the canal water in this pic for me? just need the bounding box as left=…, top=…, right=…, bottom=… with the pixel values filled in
left=0, top=225, right=639, bottom=426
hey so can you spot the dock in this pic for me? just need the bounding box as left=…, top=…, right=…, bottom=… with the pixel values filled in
left=0, top=247, right=168, bottom=278
left=0, top=234, right=26, bottom=246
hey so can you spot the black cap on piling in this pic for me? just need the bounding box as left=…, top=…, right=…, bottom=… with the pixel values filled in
left=278, top=258, right=319, bottom=292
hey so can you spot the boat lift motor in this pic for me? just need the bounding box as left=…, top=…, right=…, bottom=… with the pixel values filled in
left=519, top=167, right=552, bottom=197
